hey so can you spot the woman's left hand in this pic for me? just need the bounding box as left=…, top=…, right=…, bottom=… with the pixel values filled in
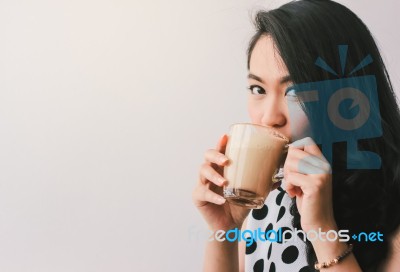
left=283, top=137, right=337, bottom=233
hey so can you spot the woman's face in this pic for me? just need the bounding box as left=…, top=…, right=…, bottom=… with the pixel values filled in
left=247, top=35, right=310, bottom=142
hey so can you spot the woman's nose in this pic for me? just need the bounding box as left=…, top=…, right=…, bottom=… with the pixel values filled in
left=260, top=97, right=287, bottom=128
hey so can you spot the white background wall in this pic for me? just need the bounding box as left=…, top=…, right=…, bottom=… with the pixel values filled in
left=0, top=0, right=399, bottom=271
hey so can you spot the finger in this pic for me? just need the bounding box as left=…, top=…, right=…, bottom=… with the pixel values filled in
left=204, top=149, right=229, bottom=166
left=285, top=170, right=326, bottom=196
left=286, top=149, right=331, bottom=174
left=216, top=134, right=228, bottom=154
left=192, top=185, right=226, bottom=207
left=284, top=153, right=320, bottom=177
left=199, top=163, right=227, bottom=186
left=300, top=155, right=331, bottom=174
left=286, top=185, right=303, bottom=198
left=289, top=137, right=325, bottom=159
left=284, top=171, right=308, bottom=198
left=203, top=187, right=226, bottom=205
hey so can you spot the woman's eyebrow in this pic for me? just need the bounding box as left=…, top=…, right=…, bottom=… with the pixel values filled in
left=247, top=73, right=265, bottom=84
left=248, top=73, right=292, bottom=84
left=280, top=75, right=292, bottom=84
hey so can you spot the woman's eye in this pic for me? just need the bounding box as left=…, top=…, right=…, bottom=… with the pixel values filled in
left=285, top=87, right=298, bottom=98
left=248, top=85, right=266, bottom=95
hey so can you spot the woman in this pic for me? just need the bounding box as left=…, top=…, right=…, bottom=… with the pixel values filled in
left=192, top=0, right=400, bottom=271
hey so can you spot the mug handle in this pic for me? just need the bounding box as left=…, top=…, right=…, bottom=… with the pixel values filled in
left=273, top=144, right=289, bottom=183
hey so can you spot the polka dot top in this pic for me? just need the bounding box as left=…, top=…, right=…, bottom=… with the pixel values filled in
left=244, top=184, right=312, bottom=272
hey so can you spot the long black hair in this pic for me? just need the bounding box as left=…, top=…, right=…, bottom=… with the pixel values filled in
left=247, top=0, right=400, bottom=270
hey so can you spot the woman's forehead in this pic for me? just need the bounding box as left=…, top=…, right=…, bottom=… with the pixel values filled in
left=249, top=35, right=289, bottom=83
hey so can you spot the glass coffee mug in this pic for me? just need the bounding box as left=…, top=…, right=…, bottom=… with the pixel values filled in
left=223, top=123, right=289, bottom=209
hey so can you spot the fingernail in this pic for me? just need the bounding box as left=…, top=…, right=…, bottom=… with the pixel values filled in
left=219, top=156, right=228, bottom=164
left=216, top=197, right=226, bottom=204
left=218, top=176, right=226, bottom=185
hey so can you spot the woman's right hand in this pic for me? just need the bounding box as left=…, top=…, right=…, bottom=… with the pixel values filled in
left=192, top=134, right=251, bottom=231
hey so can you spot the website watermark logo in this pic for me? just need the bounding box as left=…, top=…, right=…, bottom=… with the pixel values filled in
left=188, top=225, right=384, bottom=247
left=288, top=45, right=382, bottom=169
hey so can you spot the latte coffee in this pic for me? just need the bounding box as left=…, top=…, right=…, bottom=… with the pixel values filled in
left=223, top=123, right=288, bottom=209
